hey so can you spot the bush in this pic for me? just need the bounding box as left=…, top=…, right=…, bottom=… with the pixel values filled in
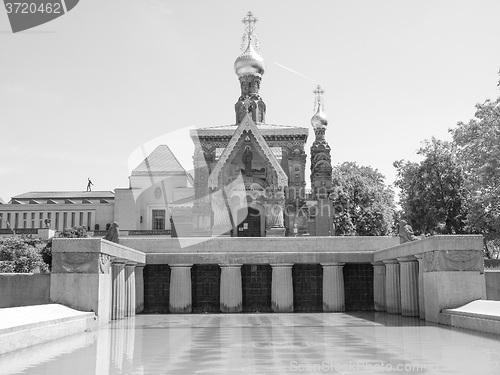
left=59, top=226, right=89, bottom=238
left=0, top=236, right=48, bottom=273
left=40, top=226, right=90, bottom=270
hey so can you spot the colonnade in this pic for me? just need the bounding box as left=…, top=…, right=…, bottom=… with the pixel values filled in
left=109, top=258, right=422, bottom=317
left=372, top=255, right=421, bottom=317
left=111, top=262, right=143, bottom=320
left=166, top=263, right=346, bottom=313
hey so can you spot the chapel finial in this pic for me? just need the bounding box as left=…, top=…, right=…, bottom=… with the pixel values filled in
left=313, top=85, right=325, bottom=112
left=241, top=11, right=260, bottom=51
left=311, top=85, right=328, bottom=131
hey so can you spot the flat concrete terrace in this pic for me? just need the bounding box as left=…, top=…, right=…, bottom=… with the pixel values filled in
left=0, top=304, right=96, bottom=355
left=441, top=300, right=500, bottom=335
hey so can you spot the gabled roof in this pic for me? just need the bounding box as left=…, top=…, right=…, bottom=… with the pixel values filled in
left=208, top=113, right=288, bottom=189
left=0, top=197, right=4, bottom=204
left=132, top=145, right=187, bottom=175
left=12, top=191, right=115, bottom=200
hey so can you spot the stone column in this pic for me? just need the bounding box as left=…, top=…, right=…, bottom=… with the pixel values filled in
left=219, top=265, right=243, bottom=313
left=271, top=264, right=293, bottom=313
left=398, top=256, right=419, bottom=317
left=414, top=254, right=425, bottom=320
left=383, top=259, right=401, bottom=314
left=124, top=264, right=136, bottom=317
left=112, top=262, right=126, bottom=320
left=372, top=262, right=386, bottom=312
left=169, top=264, right=192, bottom=313
left=321, top=263, right=345, bottom=312
left=135, top=265, right=145, bottom=314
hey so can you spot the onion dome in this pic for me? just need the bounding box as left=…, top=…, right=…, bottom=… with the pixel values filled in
left=234, top=42, right=265, bottom=77
left=311, top=103, right=328, bottom=130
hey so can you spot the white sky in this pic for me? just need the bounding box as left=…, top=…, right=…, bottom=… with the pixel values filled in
left=1, top=0, right=500, bottom=202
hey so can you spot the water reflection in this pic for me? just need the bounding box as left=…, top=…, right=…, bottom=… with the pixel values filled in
left=1, top=313, right=500, bottom=374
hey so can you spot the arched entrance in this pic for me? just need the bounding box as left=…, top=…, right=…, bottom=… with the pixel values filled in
left=236, top=207, right=261, bottom=237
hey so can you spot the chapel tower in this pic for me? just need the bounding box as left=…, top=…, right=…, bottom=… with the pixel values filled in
left=310, top=85, right=334, bottom=235
left=234, top=12, right=267, bottom=124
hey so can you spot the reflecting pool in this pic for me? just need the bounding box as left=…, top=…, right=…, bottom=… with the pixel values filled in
left=1, top=313, right=500, bottom=374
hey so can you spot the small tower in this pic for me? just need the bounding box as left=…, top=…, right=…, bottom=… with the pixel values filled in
left=310, top=85, right=333, bottom=199
left=234, top=12, right=267, bottom=124
left=310, top=85, right=334, bottom=235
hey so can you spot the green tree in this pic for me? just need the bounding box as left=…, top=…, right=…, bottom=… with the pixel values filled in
left=330, top=162, right=396, bottom=236
left=0, top=236, right=48, bottom=273
left=451, top=96, right=500, bottom=242
left=394, top=138, right=467, bottom=235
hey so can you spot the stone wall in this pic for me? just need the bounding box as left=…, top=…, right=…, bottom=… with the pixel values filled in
left=344, top=264, right=374, bottom=311
left=143, top=265, right=170, bottom=313
left=0, top=273, right=50, bottom=308
left=242, top=265, right=272, bottom=312
left=293, top=264, right=322, bottom=312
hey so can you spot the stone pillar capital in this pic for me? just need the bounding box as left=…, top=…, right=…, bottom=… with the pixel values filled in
left=397, top=255, right=417, bottom=263
left=414, top=253, right=424, bottom=260
left=371, top=261, right=386, bottom=267
left=270, top=263, right=294, bottom=268
left=383, top=259, right=399, bottom=265
left=321, top=262, right=345, bottom=267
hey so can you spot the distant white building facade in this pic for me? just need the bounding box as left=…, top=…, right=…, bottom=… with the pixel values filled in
left=0, top=145, right=194, bottom=235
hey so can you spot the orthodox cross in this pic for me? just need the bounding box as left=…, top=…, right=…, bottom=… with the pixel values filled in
left=241, top=11, right=260, bottom=51
left=313, top=85, right=325, bottom=112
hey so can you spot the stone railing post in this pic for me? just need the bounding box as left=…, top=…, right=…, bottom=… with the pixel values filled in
left=169, top=264, right=193, bottom=313
left=321, top=263, right=345, bottom=312
left=383, top=259, right=401, bottom=314
left=372, top=261, right=386, bottom=312
left=135, top=265, right=145, bottom=314
left=398, top=256, right=419, bottom=317
left=414, top=254, right=425, bottom=319
left=112, top=262, right=126, bottom=320
left=219, top=265, right=243, bottom=313
left=124, top=264, right=136, bottom=317
left=271, top=264, right=293, bottom=312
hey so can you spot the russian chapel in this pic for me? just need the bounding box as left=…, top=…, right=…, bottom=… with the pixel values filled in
left=183, top=12, right=333, bottom=237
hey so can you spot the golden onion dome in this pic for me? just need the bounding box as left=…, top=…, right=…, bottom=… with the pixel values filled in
left=311, top=104, right=328, bottom=130
left=234, top=42, right=265, bottom=77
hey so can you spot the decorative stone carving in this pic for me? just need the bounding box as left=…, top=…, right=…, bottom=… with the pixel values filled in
left=423, top=250, right=484, bottom=273
left=56, top=252, right=95, bottom=273
left=104, top=222, right=119, bottom=244
left=99, top=254, right=111, bottom=274
left=398, top=220, right=419, bottom=244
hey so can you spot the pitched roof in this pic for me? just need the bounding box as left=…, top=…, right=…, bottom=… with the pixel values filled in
left=132, top=145, right=187, bottom=175
left=12, top=191, right=115, bottom=200
left=0, top=197, right=4, bottom=204
left=208, top=113, right=288, bottom=189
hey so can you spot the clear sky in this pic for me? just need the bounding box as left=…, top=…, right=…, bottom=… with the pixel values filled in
left=1, top=0, right=500, bottom=202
